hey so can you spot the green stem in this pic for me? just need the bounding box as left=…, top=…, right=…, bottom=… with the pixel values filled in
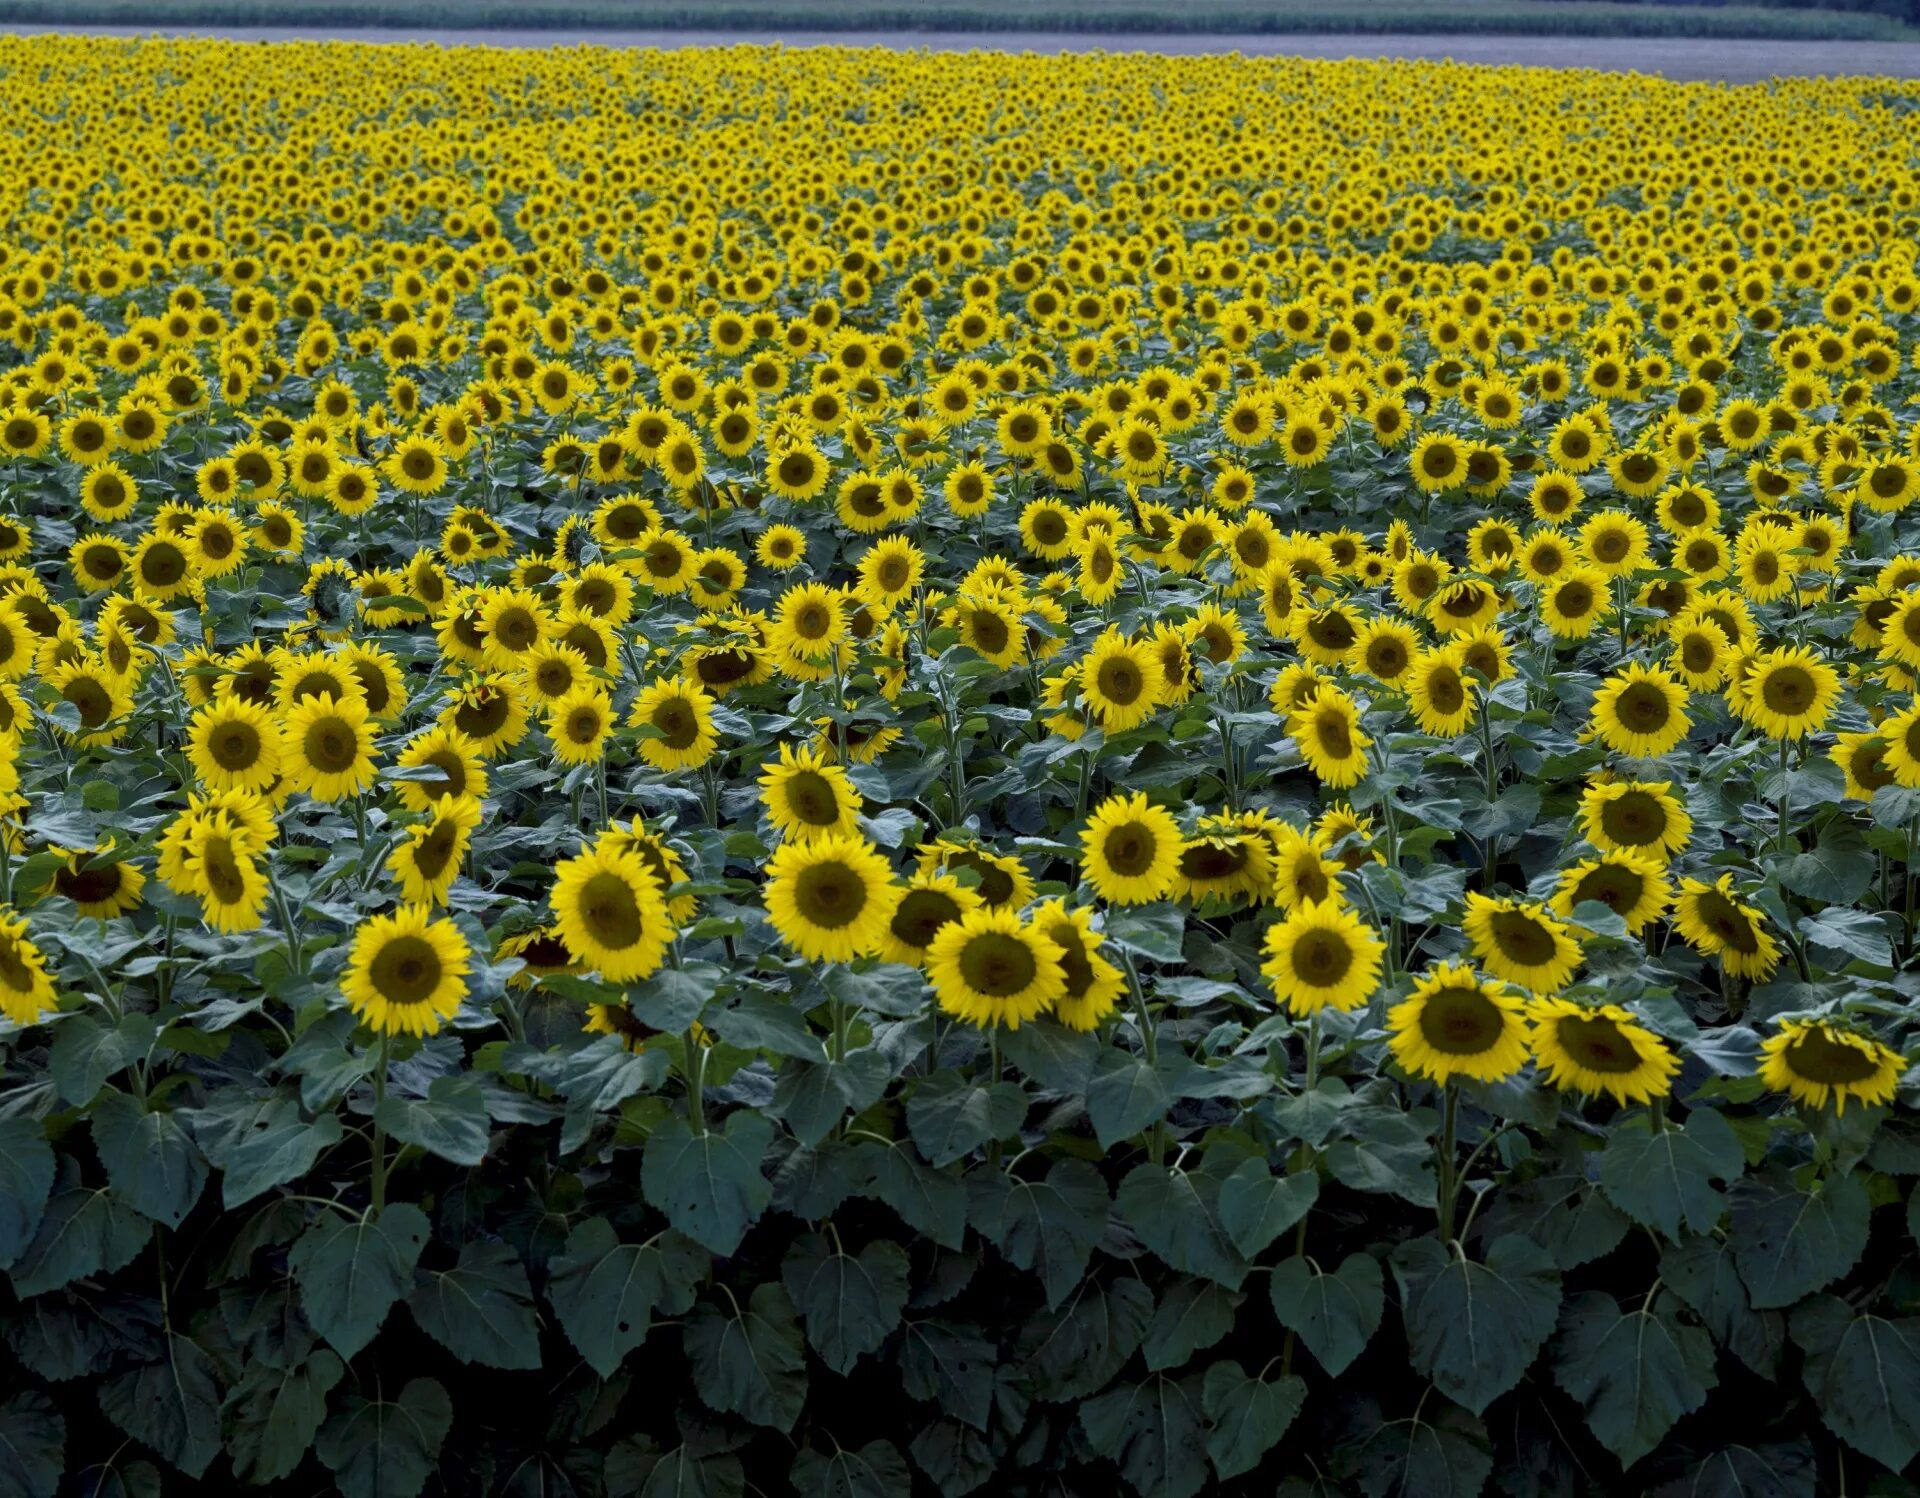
left=686, top=1030, right=707, bottom=1137
left=370, top=1032, right=392, bottom=1215
left=1437, top=1084, right=1460, bottom=1243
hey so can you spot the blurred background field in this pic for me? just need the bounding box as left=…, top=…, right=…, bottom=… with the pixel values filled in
left=1, top=0, right=1916, bottom=40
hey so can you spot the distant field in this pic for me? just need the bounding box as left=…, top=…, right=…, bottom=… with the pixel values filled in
left=0, top=0, right=1912, bottom=39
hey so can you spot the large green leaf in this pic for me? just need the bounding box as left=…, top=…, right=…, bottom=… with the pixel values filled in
left=190, top=1087, right=344, bottom=1209
left=860, top=1139, right=968, bottom=1251
left=1116, top=1161, right=1248, bottom=1289
left=1391, top=1234, right=1561, bottom=1414
left=1335, top=1396, right=1494, bottom=1498
left=1215, top=1158, right=1318, bottom=1259
left=1670, top=1442, right=1817, bottom=1498
left=684, top=1282, right=808, bottom=1432
left=906, top=1072, right=1027, bottom=1167
left=1552, top=1290, right=1717, bottom=1467
left=223, top=1349, right=344, bottom=1485
left=1016, top=1276, right=1152, bottom=1400
left=9, top=1182, right=150, bottom=1298
left=0, top=1391, right=64, bottom=1498
left=1143, top=1279, right=1239, bottom=1372
left=48, top=1013, right=156, bottom=1107
left=1268, top=1252, right=1383, bottom=1377
left=373, top=1075, right=490, bottom=1167
left=772, top=1052, right=891, bottom=1148
left=1789, top=1294, right=1920, bottom=1472
left=1325, top=1102, right=1435, bottom=1205
left=1660, top=1234, right=1785, bottom=1380
left=1597, top=1108, right=1742, bottom=1241
left=790, top=1439, right=909, bottom=1498
left=1729, top=1169, right=1870, bottom=1310
left=641, top=1111, right=773, bottom=1256
left=1086, top=1049, right=1170, bottom=1150
left=90, top=1090, right=208, bottom=1229
left=781, top=1231, right=910, bottom=1374
left=314, top=1377, right=451, bottom=1498
left=98, top=1333, right=222, bottom=1479
left=0, top=1118, right=54, bottom=1272
left=1202, top=1359, right=1305, bottom=1480
left=605, top=1442, right=744, bottom=1498
left=899, top=1320, right=996, bottom=1431
left=288, top=1204, right=429, bottom=1360
left=967, top=1156, right=1108, bottom=1307
left=1078, top=1373, right=1209, bottom=1498
left=908, top=1419, right=994, bottom=1498
left=546, top=1217, right=706, bottom=1378
left=407, top=1239, right=542, bottom=1370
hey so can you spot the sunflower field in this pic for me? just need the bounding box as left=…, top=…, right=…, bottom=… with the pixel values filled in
left=9, top=30, right=1920, bottom=1498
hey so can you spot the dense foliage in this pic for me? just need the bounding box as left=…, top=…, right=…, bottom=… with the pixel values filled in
left=4, top=34, right=1920, bottom=1498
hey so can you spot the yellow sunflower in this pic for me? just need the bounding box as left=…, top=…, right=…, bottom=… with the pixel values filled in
left=551, top=842, right=674, bottom=981
left=0, top=910, right=58, bottom=1026
left=1387, top=963, right=1530, bottom=1085
left=926, top=906, right=1067, bottom=1031
left=1260, top=901, right=1385, bottom=1016
left=342, top=905, right=472, bottom=1038
left=1031, top=900, right=1127, bottom=1032
left=764, top=833, right=899, bottom=964
left=1462, top=892, right=1583, bottom=993
left=187, top=697, right=282, bottom=793
left=1589, top=663, right=1690, bottom=759
left=1288, top=686, right=1370, bottom=789
left=877, top=871, right=983, bottom=969
left=1672, top=875, right=1782, bottom=980
left=386, top=795, right=482, bottom=907
left=1082, top=792, right=1182, bottom=906
left=1758, top=1020, right=1904, bottom=1115
left=282, top=691, right=378, bottom=802
left=1529, top=998, right=1678, bottom=1106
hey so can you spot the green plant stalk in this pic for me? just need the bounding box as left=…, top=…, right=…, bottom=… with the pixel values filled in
left=1436, top=1083, right=1460, bottom=1243
left=685, top=1029, right=706, bottom=1137
left=370, top=1032, right=392, bottom=1215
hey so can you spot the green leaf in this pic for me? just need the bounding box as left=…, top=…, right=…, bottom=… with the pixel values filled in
left=907, top=1419, right=994, bottom=1497
left=373, top=1075, right=490, bottom=1167
left=90, top=1091, right=207, bottom=1229
left=605, top=1442, right=744, bottom=1498
left=1117, top=1162, right=1248, bottom=1288
left=1597, top=1108, right=1742, bottom=1241
left=967, top=1157, right=1108, bottom=1307
left=791, top=1440, right=909, bottom=1498
left=546, top=1217, right=705, bottom=1379
left=641, top=1111, right=773, bottom=1256
left=1552, top=1290, right=1717, bottom=1467
left=314, top=1377, right=451, bottom=1498
left=1660, top=1234, right=1784, bottom=1381
left=1016, top=1277, right=1152, bottom=1400
left=1202, top=1359, right=1305, bottom=1480
left=288, top=1204, right=429, bottom=1360
left=862, top=1141, right=968, bottom=1251
left=1473, top=1166, right=1627, bottom=1271
left=0, top=1118, right=54, bottom=1271
left=191, top=1087, right=344, bottom=1209
left=0, top=1391, right=64, bottom=1498
left=1079, top=1373, right=1209, bottom=1498
left=1103, top=903, right=1187, bottom=964
left=1086, top=1048, right=1170, bottom=1150
left=1336, top=1396, right=1494, bottom=1498
left=1391, top=1235, right=1562, bottom=1414
left=1674, top=1443, right=1817, bottom=1498
left=1776, top=824, right=1875, bottom=904
left=906, top=1072, right=1026, bottom=1168
left=1729, top=1169, right=1870, bottom=1310
left=1268, top=1253, right=1383, bottom=1377
left=9, top=1183, right=150, bottom=1298
left=685, top=1282, right=807, bottom=1433
left=772, top=1052, right=891, bottom=1148
left=997, top=1023, right=1097, bottom=1092
left=223, top=1349, right=344, bottom=1485
left=899, top=1321, right=996, bottom=1431
left=1143, top=1279, right=1239, bottom=1372
left=98, top=1333, right=221, bottom=1479
left=49, top=1013, right=156, bottom=1107
left=628, top=961, right=723, bottom=1031
left=1325, top=1103, right=1435, bottom=1204
left=1789, top=1294, right=1920, bottom=1472
left=407, top=1240, right=542, bottom=1370
left=781, top=1231, right=910, bottom=1375
left=1216, top=1158, right=1318, bottom=1259
left=1799, top=907, right=1894, bottom=969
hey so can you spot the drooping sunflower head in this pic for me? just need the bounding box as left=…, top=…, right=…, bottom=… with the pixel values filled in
left=1759, top=1020, right=1903, bottom=1116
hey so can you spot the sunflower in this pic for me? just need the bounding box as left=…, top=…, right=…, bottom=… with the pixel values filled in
left=1832, top=730, right=1901, bottom=802
left=46, top=659, right=135, bottom=746
left=1406, top=648, right=1476, bottom=738
left=394, top=727, right=490, bottom=814
left=927, top=907, right=1066, bottom=1032
left=1589, top=663, right=1690, bottom=759
left=624, top=678, right=717, bottom=772
left=41, top=843, right=145, bottom=920
left=175, top=821, right=271, bottom=933
left=283, top=692, right=378, bottom=801
left=441, top=674, right=531, bottom=759
left=1579, top=778, right=1692, bottom=861
left=760, top=740, right=862, bottom=843
left=187, top=697, right=281, bottom=792
left=1079, top=630, right=1163, bottom=734
left=1550, top=852, right=1672, bottom=935
left=1169, top=829, right=1272, bottom=906
left=1539, top=568, right=1610, bottom=640
left=551, top=842, right=674, bottom=981
left=1261, top=901, right=1385, bottom=1016
left=763, top=833, right=898, bottom=963
left=1673, top=874, right=1782, bottom=980
left=1409, top=432, right=1465, bottom=493
left=915, top=841, right=1036, bottom=910
left=1463, top=891, right=1583, bottom=993
left=1030, top=900, right=1126, bottom=1031
left=386, top=795, right=482, bottom=906
left=1268, top=822, right=1341, bottom=910
left=1732, top=645, right=1840, bottom=740
left=1351, top=617, right=1421, bottom=685
left=877, top=871, right=982, bottom=968
left=1529, top=998, right=1678, bottom=1106
left=342, top=905, right=472, bottom=1038
left=1387, top=963, right=1530, bottom=1085
left=1081, top=792, right=1181, bottom=906
left=548, top=687, right=615, bottom=767
left=1759, top=1020, right=1904, bottom=1115
left=0, top=910, right=57, bottom=1026
left=1288, top=686, right=1370, bottom=789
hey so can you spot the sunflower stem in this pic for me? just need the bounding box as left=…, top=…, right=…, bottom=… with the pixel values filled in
left=1649, top=1099, right=1667, bottom=1135
left=370, top=1032, right=392, bottom=1215
left=685, top=1028, right=706, bottom=1137
left=269, top=862, right=302, bottom=977
left=989, top=1029, right=1003, bottom=1166
left=1775, top=737, right=1792, bottom=854
left=1436, top=1083, right=1460, bottom=1243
